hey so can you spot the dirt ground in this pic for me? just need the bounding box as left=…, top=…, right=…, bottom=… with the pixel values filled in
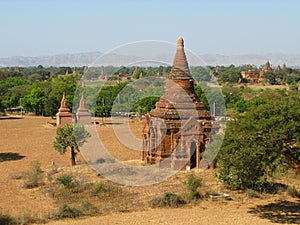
left=0, top=116, right=299, bottom=225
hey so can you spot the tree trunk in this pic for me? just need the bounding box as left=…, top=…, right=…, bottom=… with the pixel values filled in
left=71, top=146, right=76, bottom=166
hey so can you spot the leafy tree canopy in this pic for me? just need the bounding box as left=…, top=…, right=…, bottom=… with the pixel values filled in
left=53, top=124, right=90, bottom=166
left=216, top=92, right=300, bottom=190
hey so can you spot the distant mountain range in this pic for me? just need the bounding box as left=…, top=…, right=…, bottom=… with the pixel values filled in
left=1, top=51, right=300, bottom=67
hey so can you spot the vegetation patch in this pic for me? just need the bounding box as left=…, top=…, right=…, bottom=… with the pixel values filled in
left=0, top=211, right=16, bottom=225
left=150, top=192, right=186, bottom=208
left=22, top=162, right=44, bottom=189
left=54, top=204, right=82, bottom=219
left=286, top=186, right=300, bottom=198
left=184, top=173, right=203, bottom=201
left=57, top=175, right=74, bottom=188
left=80, top=200, right=99, bottom=216
left=246, top=189, right=261, bottom=198
left=15, top=211, right=36, bottom=225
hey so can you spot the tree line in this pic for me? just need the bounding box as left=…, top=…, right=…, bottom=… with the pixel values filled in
left=0, top=65, right=213, bottom=116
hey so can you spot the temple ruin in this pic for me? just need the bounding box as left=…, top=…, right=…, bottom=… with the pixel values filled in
left=241, top=60, right=275, bottom=83
left=142, top=37, right=212, bottom=170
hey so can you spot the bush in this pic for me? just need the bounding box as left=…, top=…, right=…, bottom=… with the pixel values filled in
left=15, top=211, right=36, bottom=225
left=246, top=189, right=260, bottom=198
left=184, top=173, right=202, bottom=200
left=150, top=192, right=186, bottom=208
left=22, top=162, right=44, bottom=189
left=90, top=181, right=121, bottom=198
left=57, top=175, right=73, bottom=188
left=80, top=200, right=99, bottom=216
left=91, top=182, right=104, bottom=196
left=287, top=186, right=300, bottom=198
left=55, top=204, right=82, bottom=219
left=32, top=162, right=43, bottom=174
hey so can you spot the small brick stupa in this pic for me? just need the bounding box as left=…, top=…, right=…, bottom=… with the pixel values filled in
left=56, top=93, right=73, bottom=126
left=76, top=95, right=92, bottom=125
left=142, top=37, right=211, bottom=170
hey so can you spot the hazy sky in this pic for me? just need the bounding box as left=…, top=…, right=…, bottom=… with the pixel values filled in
left=0, top=0, right=299, bottom=57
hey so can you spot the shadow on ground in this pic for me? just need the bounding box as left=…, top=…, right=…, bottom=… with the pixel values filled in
left=0, top=152, right=25, bottom=162
left=0, top=117, right=23, bottom=120
left=248, top=200, right=300, bottom=224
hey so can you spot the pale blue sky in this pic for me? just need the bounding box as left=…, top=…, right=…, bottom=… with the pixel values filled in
left=0, top=0, right=299, bottom=57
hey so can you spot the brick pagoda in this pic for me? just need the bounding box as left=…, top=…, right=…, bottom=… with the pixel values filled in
left=142, top=37, right=211, bottom=170
left=76, top=94, right=92, bottom=125
left=56, top=93, right=73, bottom=126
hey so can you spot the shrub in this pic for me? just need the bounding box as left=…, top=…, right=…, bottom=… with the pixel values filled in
left=91, top=182, right=104, bottom=196
left=184, top=173, right=202, bottom=200
left=287, top=186, right=300, bottom=198
left=246, top=189, right=260, bottom=198
left=150, top=192, right=186, bottom=208
left=80, top=200, right=99, bottom=216
left=55, top=204, right=82, bottom=219
left=91, top=181, right=121, bottom=198
left=32, top=162, right=43, bottom=174
left=15, top=210, right=36, bottom=225
left=22, top=162, right=44, bottom=189
left=57, top=175, right=73, bottom=188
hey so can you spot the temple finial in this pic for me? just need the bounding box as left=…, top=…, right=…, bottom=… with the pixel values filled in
left=171, top=36, right=190, bottom=76
left=177, top=36, right=184, bottom=47
left=61, top=93, right=67, bottom=108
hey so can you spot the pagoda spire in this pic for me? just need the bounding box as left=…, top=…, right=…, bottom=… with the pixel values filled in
left=79, top=94, right=86, bottom=110
left=170, top=36, right=191, bottom=78
left=60, top=93, right=68, bottom=109
left=76, top=94, right=92, bottom=125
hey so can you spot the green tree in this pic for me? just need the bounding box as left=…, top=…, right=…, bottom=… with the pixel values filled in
left=219, top=65, right=241, bottom=83
left=190, top=66, right=211, bottom=82
left=23, top=87, right=46, bottom=115
left=95, top=83, right=127, bottom=117
left=132, top=96, right=160, bottom=114
left=264, top=71, right=277, bottom=85
left=216, top=93, right=300, bottom=191
left=184, top=173, right=202, bottom=200
left=45, top=74, right=80, bottom=116
left=0, top=78, right=30, bottom=110
left=53, top=124, right=90, bottom=166
left=194, top=84, right=210, bottom=110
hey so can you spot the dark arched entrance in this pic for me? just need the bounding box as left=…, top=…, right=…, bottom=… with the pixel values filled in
left=190, top=141, right=197, bottom=169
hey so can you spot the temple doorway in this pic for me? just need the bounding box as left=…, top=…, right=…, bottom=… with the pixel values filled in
left=190, top=141, right=197, bottom=169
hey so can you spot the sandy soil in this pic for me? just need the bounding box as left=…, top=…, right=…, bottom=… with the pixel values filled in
left=0, top=116, right=70, bottom=217
left=0, top=116, right=299, bottom=225
left=39, top=204, right=289, bottom=225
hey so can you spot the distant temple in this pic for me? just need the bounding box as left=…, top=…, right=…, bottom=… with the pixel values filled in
left=260, top=60, right=273, bottom=77
left=241, top=60, right=280, bottom=83
left=56, top=93, right=73, bottom=126
left=142, top=37, right=212, bottom=170
left=241, top=69, right=260, bottom=83
left=76, top=94, right=92, bottom=125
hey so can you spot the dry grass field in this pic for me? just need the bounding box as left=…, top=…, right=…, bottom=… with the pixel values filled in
left=0, top=116, right=299, bottom=225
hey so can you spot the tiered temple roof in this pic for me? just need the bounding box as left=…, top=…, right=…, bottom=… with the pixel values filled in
left=142, top=37, right=211, bottom=169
